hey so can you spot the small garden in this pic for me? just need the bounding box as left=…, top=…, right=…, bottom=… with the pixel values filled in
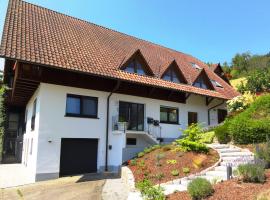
left=128, top=124, right=218, bottom=186
left=127, top=124, right=218, bottom=200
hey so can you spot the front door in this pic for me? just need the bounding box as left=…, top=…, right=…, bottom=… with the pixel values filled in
left=119, top=101, right=144, bottom=131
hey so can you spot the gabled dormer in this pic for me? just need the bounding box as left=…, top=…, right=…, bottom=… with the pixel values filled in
left=161, top=60, right=187, bottom=84
left=212, top=63, right=230, bottom=84
left=193, top=69, right=215, bottom=90
left=120, top=50, right=154, bottom=76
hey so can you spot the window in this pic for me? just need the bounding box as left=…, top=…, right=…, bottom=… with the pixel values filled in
left=31, top=99, right=37, bottom=131
left=194, top=76, right=208, bottom=89
left=66, top=94, right=98, bottom=118
left=188, top=112, right=198, bottom=126
left=211, top=80, right=223, bottom=88
left=162, top=68, right=181, bottom=83
left=123, top=59, right=146, bottom=75
left=191, top=62, right=202, bottom=70
left=126, top=138, right=137, bottom=145
left=160, top=106, right=179, bottom=124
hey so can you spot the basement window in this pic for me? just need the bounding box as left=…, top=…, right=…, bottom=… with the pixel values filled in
left=126, top=138, right=137, bottom=145
left=65, top=94, right=98, bottom=118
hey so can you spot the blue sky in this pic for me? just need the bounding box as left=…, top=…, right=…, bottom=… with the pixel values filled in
left=0, top=0, right=270, bottom=69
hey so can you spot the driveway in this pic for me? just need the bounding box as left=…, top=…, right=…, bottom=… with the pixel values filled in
left=0, top=165, right=128, bottom=200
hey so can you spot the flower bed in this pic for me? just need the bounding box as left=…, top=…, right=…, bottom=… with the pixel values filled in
left=167, top=169, right=270, bottom=200
left=127, top=145, right=219, bottom=185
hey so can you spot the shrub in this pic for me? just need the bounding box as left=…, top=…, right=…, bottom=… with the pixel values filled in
left=136, top=179, right=165, bottom=200
left=171, top=169, right=179, bottom=176
left=176, top=123, right=209, bottom=153
left=234, top=163, right=265, bottom=183
left=181, top=123, right=203, bottom=142
left=227, top=92, right=256, bottom=113
left=182, top=167, right=190, bottom=174
left=229, top=94, right=270, bottom=144
left=187, top=178, right=214, bottom=200
left=166, top=159, right=177, bottom=165
left=255, top=189, right=270, bottom=200
left=215, top=122, right=231, bottom=144
left=198, top=131, right=215, bottom=144
left=177, top=140, right=209, bottom=153
left=138, top=152, right=145, bottom=158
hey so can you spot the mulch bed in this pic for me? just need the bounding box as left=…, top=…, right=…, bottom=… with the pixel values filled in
left=235, top=144, right=256, bottom=153
left=128, top=146, right=219, bottom=185
left=167, top=169, right=270, bottom=200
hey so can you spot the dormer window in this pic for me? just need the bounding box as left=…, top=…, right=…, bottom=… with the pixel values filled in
left=161, top=61, right=187, bottom=84
left=121, top=50, right=154, bottom=76
left=193, top=70, right=215, bottom=90
left=194, top=76, right=208, bottom=89
left=123, top=59, right=146, bottom=75
left=162, top=68, right=181, bottom=83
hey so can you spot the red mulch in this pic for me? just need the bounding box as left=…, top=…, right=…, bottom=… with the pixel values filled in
left=167, top=169, right=270, bottom=200
left=128, top=147, right=219, bottom=185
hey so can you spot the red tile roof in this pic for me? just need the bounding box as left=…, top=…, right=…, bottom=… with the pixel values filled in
left=0, top=0, right=239, bottom=100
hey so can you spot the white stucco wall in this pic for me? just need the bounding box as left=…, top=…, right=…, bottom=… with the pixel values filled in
left=22, top=82, right=227, bottom=180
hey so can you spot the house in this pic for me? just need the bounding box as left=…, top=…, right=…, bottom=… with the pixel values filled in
left=0, top=0, right=239, bottom=182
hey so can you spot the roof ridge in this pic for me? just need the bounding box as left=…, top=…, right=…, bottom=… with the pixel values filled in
left=22, top=0, right=200, bottom=63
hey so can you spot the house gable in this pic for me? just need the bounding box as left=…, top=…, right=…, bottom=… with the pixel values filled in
left=161, top=60, right=187, bottom=84
left=193, top=69, right=215, bottom=90
left=120, top=50, right=154, bottom=76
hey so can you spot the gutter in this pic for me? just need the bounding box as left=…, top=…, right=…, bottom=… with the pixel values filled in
left=105, top=80, right=121, bottom=171
left=207, top=100, right=225, bottom=125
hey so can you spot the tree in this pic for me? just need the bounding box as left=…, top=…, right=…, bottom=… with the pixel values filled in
left=232, top=52, right=251, bottom=75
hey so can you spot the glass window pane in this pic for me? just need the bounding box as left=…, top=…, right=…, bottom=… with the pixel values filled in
left=172, top=76, right=180, bottom=83
left=136, top=61, right=146, bottom=75
left=66, top=96, right=80, bottom=114
left=169, top=109, right=177, bottom=122
left=160, top=107, right=168, bottom=122
left=163, top=74, right=171, bottom=81
left=82, top=98, right=97, bottom=116
left=124, top=61, right=135, bottom=73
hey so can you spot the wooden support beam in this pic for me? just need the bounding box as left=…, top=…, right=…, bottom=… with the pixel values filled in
left=206, top=97, right=214, bottom=106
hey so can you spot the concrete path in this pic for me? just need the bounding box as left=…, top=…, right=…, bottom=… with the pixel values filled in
left=127, top=143, right=255, bottom=199
left=0, top=175, right=105, bottom=200
left=0, top=164, right=35, bottom=188
left=102, top=178, right=128, bottom=200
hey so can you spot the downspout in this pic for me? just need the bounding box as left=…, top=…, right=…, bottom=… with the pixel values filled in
left=105, top=81, right=121, bottom=171
left=207, top=99, right=225, bottom=125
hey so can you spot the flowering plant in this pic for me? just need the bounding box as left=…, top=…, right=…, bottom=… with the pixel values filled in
left=227, top=92, right=256, bottom=113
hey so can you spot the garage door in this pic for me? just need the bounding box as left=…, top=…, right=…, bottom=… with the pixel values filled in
left=60, top=138, right=98, bottom=176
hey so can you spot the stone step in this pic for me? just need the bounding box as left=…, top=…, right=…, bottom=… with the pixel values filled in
left=209, top=144, right=230, bottom=149
left=218, top=148, right=242, bottom=153
left=220, top=152, right=253, bottom=157
left=222, top=156, right=254, bottom=162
